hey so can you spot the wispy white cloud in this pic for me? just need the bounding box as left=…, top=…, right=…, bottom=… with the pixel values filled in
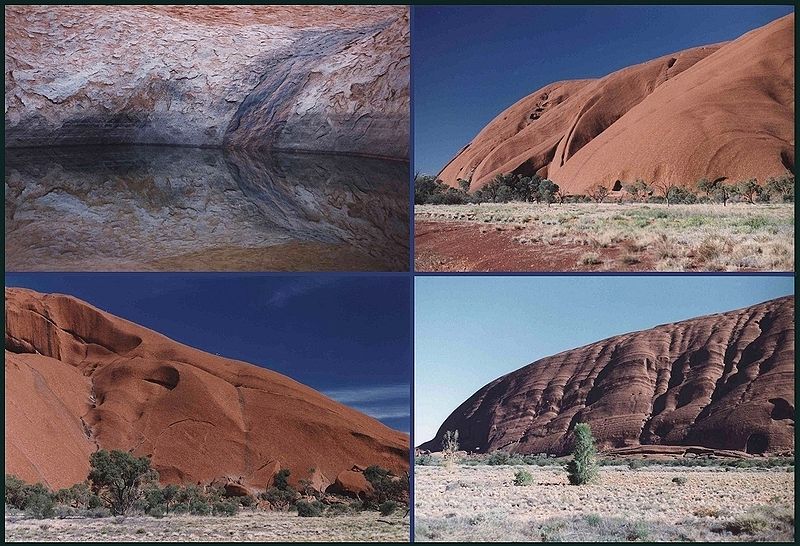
left=266, top=277, right=338, bottom=308
left=323, top=384, right=409, bottom=404
left=323, top=384, right=410, bottom=422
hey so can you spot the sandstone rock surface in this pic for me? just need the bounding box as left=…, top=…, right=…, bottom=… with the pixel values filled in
left=5, top=5, right=409, bottom=159
left=439, top=14, right=794, bottom=193
left=420, top=297, right=794, bottom=456
left=5, top=287, right=409, bottom=490
left=5, top=146, right=409, bottom=271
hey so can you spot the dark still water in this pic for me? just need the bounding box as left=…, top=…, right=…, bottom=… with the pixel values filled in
left=5, top=146, right=409, bottom=271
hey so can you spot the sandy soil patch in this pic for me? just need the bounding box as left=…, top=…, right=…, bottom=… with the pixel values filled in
left=414, top=465, right=794, bottom=542
left=415, top=203, right=794, bottom=272
left=5, top=510, right=410, bottom=542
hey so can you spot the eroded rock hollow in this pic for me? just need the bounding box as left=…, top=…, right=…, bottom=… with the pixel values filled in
left=5, top=5, right=409, bottom=159
left=420, top=297, right=794, bottom=456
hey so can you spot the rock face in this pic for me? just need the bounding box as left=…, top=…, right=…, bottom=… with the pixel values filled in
left=420, top=297, right=794, bottom=456
left=439, top=14, right=794, bottom=193
left=5, top=287, right=409, bottom=490
left=5, top=146, right=409, bottom=271
left=4, top=5, right=409, bottom=159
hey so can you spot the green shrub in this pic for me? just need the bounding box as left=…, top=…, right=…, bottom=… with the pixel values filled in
left=628, top=459, right=645, bottom=470
left=24, top=491, right=55, bottom=519
left=363, top=466, right=407, bottom=504
left=566, top=423, right=598, bottom=485
left=88, top=450, right=158, bottom=515
left=672, top=476, right=688, bottom=486
left=261, top=486, right=296, bottom=510
left=513, top=469, right=534, bottom=486
left=584, top=513, right=602, bottom=526
left=325, top=503, right=351, bottom=516
left=379, top=500, right=399, bottom=516
left=723, top=514, right=768, bottom=535
left=486, top=451, right=510, bottom=466
left=273, top=469, right=291, bottom=491
left=625, top=520, right=650, bottom=541
left=296, top=499, right=325, bottom=517
left=212, top=499, right=238, bottom=517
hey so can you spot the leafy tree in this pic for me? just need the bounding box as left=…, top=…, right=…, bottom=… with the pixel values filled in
left=88, top=450, right=158, bottom=515
left=273, top=469, right=291, bottom=490
left=414, top=175, right=450, bottom=204
left=538, top=179, right=559, bottom=207
left=363, top=466, right=407, bottom=504
left=667, top=185, right=698, bottom=204
left=712, top=182, right=735, bottom=206
left=734, top=178, right=762, bottom=204
left=566, top=423, right=599, bottom=485
left=765, top=173, right=794, bottom=202
left=654, top=180, right=680, bottom=206
left=457, top=178, right=471, bottom=194
left=442, top=430, right=459, bottom=458
left=696, top=178, right=717, bottom=199
left=587, top=184, right=610, bottom=203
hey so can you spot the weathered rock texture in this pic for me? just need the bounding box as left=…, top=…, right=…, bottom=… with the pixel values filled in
left=420, top=297, right=794, bottom=456
left=5, top=5, right=409, bottom=159
left=439, top=14, right=794, bottom=193
left=5, top=146, right=409, bottom=271
left=5, top=287, right=409, bottom=490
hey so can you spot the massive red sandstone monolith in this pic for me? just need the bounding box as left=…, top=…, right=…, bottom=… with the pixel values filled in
left=439, top=14, right=794, bottom=193
left=5, top=287, right=409, bottom=491
left=420, top=296, right=794, bottom=456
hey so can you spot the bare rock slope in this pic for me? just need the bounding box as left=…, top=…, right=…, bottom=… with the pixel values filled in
left=4, top=5, right=409, bottom=159
left=420, top=297, right=794, bottom=456
left=439, top=14, right=794, bottom=192
left=5, top=287, right=409, bottom=491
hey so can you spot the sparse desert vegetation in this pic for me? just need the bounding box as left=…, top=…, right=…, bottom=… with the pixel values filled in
left=414, top=461, right=794, bottom=542
left=5, top=450, right=409, bottom=542
left=415, top=202, right=794, bottom=271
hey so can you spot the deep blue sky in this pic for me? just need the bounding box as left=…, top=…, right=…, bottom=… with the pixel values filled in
left=413, top=5, right=795, bottom=175
left=5, top=273, right=411, bottom=433
left=415, top=275, right=794, bottom=443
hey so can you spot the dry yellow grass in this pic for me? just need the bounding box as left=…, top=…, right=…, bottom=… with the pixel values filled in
left=415, top=203, right=794, bottom=271
left=4, top=510, right=410, bottom=542
left=414, top=464, right=794, bottom=542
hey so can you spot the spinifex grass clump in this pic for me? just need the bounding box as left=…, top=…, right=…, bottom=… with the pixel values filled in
left=566, top=423, right=599, bottom=485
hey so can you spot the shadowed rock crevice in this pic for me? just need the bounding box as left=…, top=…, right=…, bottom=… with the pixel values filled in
left=420, top=296, right=794, bottom=456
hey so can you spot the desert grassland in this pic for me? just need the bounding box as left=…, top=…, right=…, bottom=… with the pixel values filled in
left=4, top=510, right=410, bottom=542
left=415, top=203, right=794, bottom=271
left=414, top=465, right=794, bottom=542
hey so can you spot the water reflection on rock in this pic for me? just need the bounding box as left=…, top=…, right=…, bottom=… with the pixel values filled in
left=5, top=146, right=409, bottom=271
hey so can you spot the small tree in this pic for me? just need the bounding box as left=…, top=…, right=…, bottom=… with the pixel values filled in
left=734, top=178, right=762, bottom=204
left=442, top=430, right=459, bottom=458
left=566, top=423, right=599, bottom=485
left=539, top=179, right=559, bottom=207
left=457, top=178, right=471, bottom=194
left=765, top=173, right=794, bottom=202
left=712, top=182, right=735, bottom=206
left=88, top=450, right=158, bottom=515
left=654, top=180, right=679, bottom=206
left=587, top=184, right=610, bottom=203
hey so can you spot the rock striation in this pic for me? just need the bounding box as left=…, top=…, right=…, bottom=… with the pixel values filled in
left=5, top=287, right=409, bottom=491
left=439, top=14, right=794, bottom=193
left=4, top=5, right=409, bottom=159
left=420, top=297, right=794, bottom=456
left=4, top=146, right=409, bottom=271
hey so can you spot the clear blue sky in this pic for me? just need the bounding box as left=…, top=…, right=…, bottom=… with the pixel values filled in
left=415, top=275, right=794, bottom=444
left=413, top=4, right=795, bottom=175
left=5, top=273, right=412, bottom=433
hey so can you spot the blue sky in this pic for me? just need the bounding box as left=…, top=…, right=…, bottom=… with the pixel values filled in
left=415, top=275, right=794, bottom=443
left=413, top=4, right=795, bottom=175
left=5, top=273, right=411, bottom=433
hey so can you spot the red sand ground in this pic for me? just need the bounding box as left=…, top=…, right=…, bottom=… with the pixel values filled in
left=414, top=220, right=656, bottom=272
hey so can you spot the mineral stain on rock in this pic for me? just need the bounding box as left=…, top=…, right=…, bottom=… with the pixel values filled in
left=420, top=296, right=795, bottom=456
